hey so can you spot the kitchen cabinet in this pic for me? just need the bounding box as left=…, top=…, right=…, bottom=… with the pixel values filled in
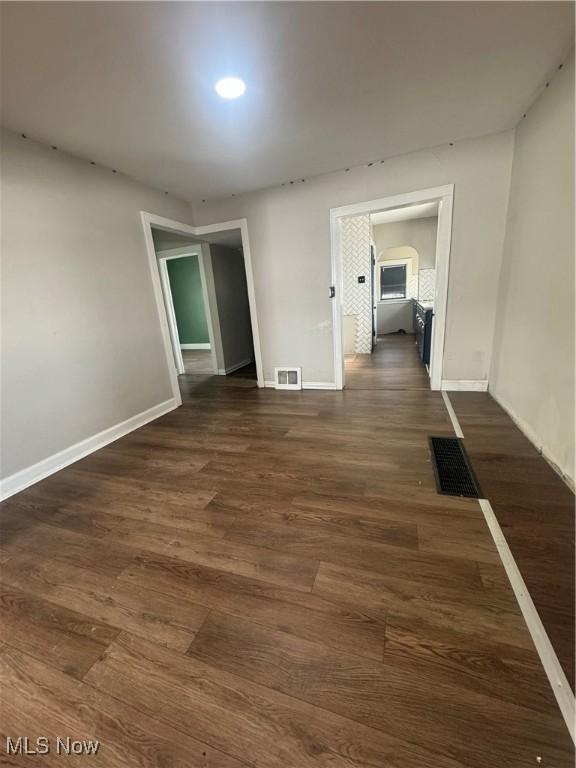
left=414, top=301, right=433, bottom=366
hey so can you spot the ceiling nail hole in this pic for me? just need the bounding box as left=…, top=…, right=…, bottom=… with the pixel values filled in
left=21, top=133, right=27, bottom=139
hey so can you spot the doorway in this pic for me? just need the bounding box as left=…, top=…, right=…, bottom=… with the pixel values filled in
left=141, top=213, right=264, bottom=405
left=155, top=244, right=216, bottom=376
left=330, top=185, right=453, bottom=390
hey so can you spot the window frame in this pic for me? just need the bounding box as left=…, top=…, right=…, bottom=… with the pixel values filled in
left=379, top=263, right=407, bottom=301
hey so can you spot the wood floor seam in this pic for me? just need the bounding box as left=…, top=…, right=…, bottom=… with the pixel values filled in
left=3, top=641, right=257, bottom=768
left=98, top=630, right=471, bottom=768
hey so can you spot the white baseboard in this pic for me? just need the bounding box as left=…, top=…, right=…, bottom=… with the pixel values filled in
left=218, top=358, right=253, bottom=376
left=181, top=343, right=211, bottom=350
left=303, top=381, right=338, bottom=390
left=490, top=389, right=574, bottom=490
left=0, top=398, right=179, bottom=501
left=264, top=380, right=338, bottom=390
left=441, top=379, right=488, bottom=392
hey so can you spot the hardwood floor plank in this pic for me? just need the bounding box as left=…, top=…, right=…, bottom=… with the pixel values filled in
left=0, top=586, right=118, bottom=679
left=0, top=646, right=247, bottom=767
left=118, top=428, right=252, bottom=454
left=293, top=490, right=480, bottom=526
left=119, top=555, right=386, bottom=660
left=11, top=481, right=219, bottom=535
left=382, top=612, right=562, bottom=715
left=45, top=505, right=225, bottom=544
left=1, top=522, right=136, bottom=578
left=85, top=631, right=467, bottom=768
left=58, top=514, right=320, bottom=591
left=214, top=508, right=485, bottom=589
left=187, top=612, right=573, bottom=768
left=208, top=494, right=419, bottom=549
left=313, top=561, right=533, bottom=649
left=195, top=459, right=367, bottom=499
left=77, top=446, right=209, bottom=477
left=417, top=520, right=502, bottom=564
left=1, top=553, right=209, bottom=652
left=30, top=469, right=217, bottom=510
left=2, top=503, right=318, bottom=592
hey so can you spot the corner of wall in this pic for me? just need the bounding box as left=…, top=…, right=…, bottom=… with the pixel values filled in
left=487, top=125, right=517, bottom=390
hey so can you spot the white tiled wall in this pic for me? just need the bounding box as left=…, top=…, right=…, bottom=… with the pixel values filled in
left=341, top=215, right=372, bottom=354
left=418, top=268, right=436, bottom=302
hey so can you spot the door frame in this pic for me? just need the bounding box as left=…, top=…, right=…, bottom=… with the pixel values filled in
left=330, top=184, right=454, bottom=390
left=141, top=212, right=264, bottom=405
left=370, top=244, right=376, bottom=349
left=156, top=247, right=218, bottom=376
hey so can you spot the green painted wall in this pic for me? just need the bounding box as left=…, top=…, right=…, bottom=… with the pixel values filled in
left=166, top=256, right=210, bottom=344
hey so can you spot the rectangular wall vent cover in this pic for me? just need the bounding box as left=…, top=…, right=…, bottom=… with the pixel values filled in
left=429, top=436, right=483, bottom=498
left=274, top=367, right=302, bottom=390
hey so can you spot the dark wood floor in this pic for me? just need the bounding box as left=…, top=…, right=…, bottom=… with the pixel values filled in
left=0, top=361, right=573, bottom=765
left=345, top=334, right=430, bottom=389
left=451, top=392, right=575, bottom=688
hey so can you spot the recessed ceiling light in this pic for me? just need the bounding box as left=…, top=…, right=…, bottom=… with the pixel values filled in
left=215, top=77, right=246, bottom=99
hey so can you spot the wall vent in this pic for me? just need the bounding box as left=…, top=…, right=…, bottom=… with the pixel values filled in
left=274, top=367, right=302, bottom=390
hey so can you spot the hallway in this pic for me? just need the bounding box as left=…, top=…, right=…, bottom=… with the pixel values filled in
left=182, top=349, right=213, bottom=374
left=0, top=372, right=573, bottom=767
left=345, top=333, right=430, bottom=390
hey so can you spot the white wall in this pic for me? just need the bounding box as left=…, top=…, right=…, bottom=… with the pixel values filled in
left=209, top=244, right=254, bottom=372
left=372, top=217, right=438, bottom=268
left=192, top=131, right=514, bottom=384
left=1, top=129, right=193, bottom=482
left=152, top=229, right=200, bottom=251
left=490, top=58, right=574, bottom=483
left=377, top=301, right=414, bottom=336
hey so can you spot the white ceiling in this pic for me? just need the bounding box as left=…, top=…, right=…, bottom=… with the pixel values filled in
left=371, top=202, right=439, bottom=226
left=1, top=3, right=573, bottom=202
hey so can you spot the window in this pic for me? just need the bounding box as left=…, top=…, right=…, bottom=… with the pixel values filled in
left=380, top=264, right=407, bottom=300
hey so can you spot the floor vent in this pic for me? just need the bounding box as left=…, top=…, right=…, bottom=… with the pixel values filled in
left=429, top=436, right=483, bottom=498
left=274, top=367, right=302, bottom=390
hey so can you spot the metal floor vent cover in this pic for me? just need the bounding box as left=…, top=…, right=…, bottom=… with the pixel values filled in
left=429, top=436, right=483, bottom=498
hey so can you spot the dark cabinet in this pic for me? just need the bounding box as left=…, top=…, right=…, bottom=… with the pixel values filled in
left=414, top=301, right=433, bottom=366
